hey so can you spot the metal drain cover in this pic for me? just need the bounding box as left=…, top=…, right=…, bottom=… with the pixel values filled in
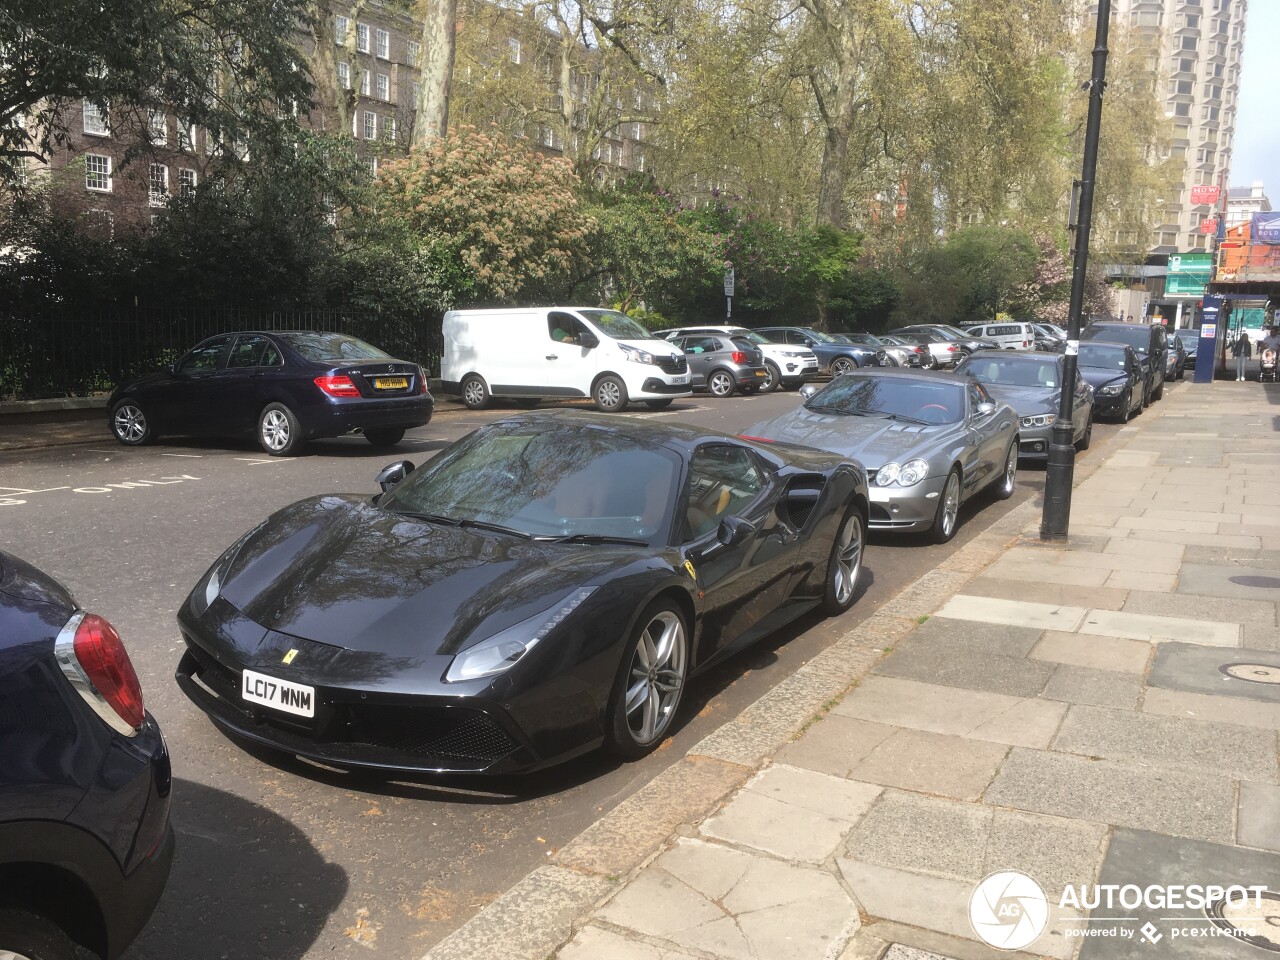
left=1230, top=575, right=1280, bottom=589
left=1221, top=663, right=1280, bottom=685
left=1207, top=889, right=1280, bottom=951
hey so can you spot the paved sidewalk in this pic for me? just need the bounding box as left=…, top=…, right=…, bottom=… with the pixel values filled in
left=426, top=379, right=1280, bottom=960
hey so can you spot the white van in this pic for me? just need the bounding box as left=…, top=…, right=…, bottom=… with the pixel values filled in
left=440, top=307, right=693, bottom=412
left=962, top=322, right=1037, bottom=350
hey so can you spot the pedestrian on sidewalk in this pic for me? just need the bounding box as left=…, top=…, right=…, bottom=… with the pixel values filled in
left=1231, top=329, right=1252, bottom=381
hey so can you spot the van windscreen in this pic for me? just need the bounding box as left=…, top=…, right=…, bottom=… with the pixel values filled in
left=578, top=309, right=658, bottom=341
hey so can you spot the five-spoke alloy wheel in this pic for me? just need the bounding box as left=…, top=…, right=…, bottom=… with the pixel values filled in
left=608, top=602, right=688, bottom=758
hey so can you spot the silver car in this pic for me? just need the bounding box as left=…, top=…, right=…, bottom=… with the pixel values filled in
left=746, top=370, right=1018, bottom=543
left=954, top=351, right=1094, bottom=460
left=667, top=333, right=768, bottom=397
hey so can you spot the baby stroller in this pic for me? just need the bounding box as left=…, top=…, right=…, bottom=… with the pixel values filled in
left=1262, top=347, right=1278, bottom=383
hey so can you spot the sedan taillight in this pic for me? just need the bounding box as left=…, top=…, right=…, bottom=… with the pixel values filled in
left=315, top=375, right=361, bottom=397
left=418, top=366, right=429, bottom=394
left=54, top=612, right=144, bottom=736
left=731, top=351, right=747, bottom=364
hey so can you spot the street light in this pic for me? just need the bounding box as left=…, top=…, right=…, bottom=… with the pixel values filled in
left=1041, top=0, right=1111, bottom=540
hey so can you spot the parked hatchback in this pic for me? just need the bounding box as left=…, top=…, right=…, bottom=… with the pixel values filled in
left=654, top=325, right=819, bottom=392
left=109, top=331, right=434, bottom=456
left=0, top=550, right=173, bottom=960
left=755, top=326, right=886, bottom=375
left=667, top=333, right=768, bottom=396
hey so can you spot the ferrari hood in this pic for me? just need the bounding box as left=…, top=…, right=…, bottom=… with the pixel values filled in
left=217, top=495, right=644, bottom=657
left=747, top=408, right=954, bottom=470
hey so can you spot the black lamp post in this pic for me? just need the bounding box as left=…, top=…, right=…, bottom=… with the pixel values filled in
left=1042, top=0, right=1111, bottom=540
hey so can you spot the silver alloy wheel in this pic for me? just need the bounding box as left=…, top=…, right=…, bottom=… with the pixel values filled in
left=113, top=403, right=147, bottom=442
left=761, top=362, right=779, bottom=392
left=261, top=408, right=291, bottom=452
left=463, top=379, right=486, bottom=407
left=0, top=951, right=36, bottom=960
left=940, top=471, right=961, bottom=537
left=831, top=357, right=855, bottom=376
left=832, top=513, right=863, bottom=605
left=624, top=610, right=687, bottom=745
left=708, top=371, right=733, bottom=397
left=1001, top=444, right=1017, bottom=495
left=597, top=379, right=623, bottom=409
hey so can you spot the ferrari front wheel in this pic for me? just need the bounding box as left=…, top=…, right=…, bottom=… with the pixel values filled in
left=822, top=508, right=864, bottom=615
left=606, top=601, right=688, bottom=759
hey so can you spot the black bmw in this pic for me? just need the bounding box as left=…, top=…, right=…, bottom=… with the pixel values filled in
left=108, top=331, right=433, bottom=456
left=176, top=412, right=868, bottom=774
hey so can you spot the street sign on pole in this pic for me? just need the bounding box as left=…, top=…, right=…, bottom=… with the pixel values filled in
left=724, top=263, right=735, bottom=319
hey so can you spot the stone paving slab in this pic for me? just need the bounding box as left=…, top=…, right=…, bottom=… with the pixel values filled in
left=831, top=676, right=1066, bottom=749
left=699, top=765, right=882, bottom=863
left=775, top=715, right=898, bottom=779
left=962, top=579, right=1131, bottom=612
left=1077, top=608, right=1241, bottom=646
left=1077, top=829, right=1280, bottom=959
left=848, top=729, right=1009, bottom=801
left=1041, top=665, right=1142, bottom=709
left=1051, top=704, right=1279, bottom=783
left=1142, top=687, right=1280, bottom=731
left=1147, top=641, right=1280, bottom=704
left=933, top=596, right=1088, bottom=633
left=1178, top=563, right=1280, bottom=602
left=982, top=748, right=1237, bottom=843
left=1103, top=569, right=1176, bottom=592
left=873, top=642, right=1055, bottom=701
left=1029, top=631, right=1152, bottom=675
left=1102, top=537, right=1185, bottom=561
left=981, top=558, right=1111, bottom=588
left=906, top=617, right=1047, bottom=657
left=1120, top=591, right=1278, bottom=648
left=559, top=925, right=703, bottom=960
left=1238, top=781, right=1280, bottom=853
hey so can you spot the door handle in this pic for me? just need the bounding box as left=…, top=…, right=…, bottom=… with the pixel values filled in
left=546, top=354, right=558, bottom=360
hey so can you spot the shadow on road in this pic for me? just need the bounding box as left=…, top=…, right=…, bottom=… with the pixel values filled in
left=122, top=779, right=348, bottom=960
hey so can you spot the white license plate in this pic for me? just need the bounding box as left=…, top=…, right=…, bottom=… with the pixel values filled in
left=672, top=375, right=690, bottom=384
left=241, top=668, right=315, bottom=718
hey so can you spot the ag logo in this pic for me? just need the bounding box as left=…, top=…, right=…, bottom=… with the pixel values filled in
left=969, top=870, right=1049, bottom=950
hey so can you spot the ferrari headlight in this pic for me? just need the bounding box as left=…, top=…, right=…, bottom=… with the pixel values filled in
left=445, top=587, right=598, bottom=682
left=1019, top=414, right=1056, bottom=428
left=188, top=525, right=262, bottom=617
left=1098, top=384, right=1123, bottom=396
left=874, top=459, right=929, bottom=487
left=620, top=344, right=657, bottom=365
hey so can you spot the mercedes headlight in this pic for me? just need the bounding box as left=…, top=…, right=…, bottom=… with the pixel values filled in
left=874, top=459, right=929, bottom=487
left=445, top=587, right=598, bottom=682
left=1019, top=414, right=1056, bottom=428
left=620, top=344, right=657, bottom=365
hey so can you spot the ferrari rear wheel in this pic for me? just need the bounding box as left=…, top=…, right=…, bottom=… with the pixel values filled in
left=932, top=468, right=962, bottom=543
left=822, top=508, right=864, bottom=615
left=607, top=601, right=688, bottom=759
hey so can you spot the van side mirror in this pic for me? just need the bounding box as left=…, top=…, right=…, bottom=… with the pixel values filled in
left=578, top=331, right=599, bottom=349
left=375, top=460, right=415, bottom=493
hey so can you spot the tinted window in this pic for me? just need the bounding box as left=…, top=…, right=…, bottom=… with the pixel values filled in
left=1078, top=344, right=1128, bottom=370
left=686, top=445, right=765, bottom=539
left=1085, top=325, right=1152, bottom=356
left=684, top=337, right=719, bottom=354
left=227, top=335, right=270, bottom=369
left=278, top=332, right=391, bottom=362
left=805, top=374, right=966, bottom=424
left=963, top=357, right=1059, bottom=388
left=382, top=423, right=682, bottom=542
left=177, top=336, right=231, bottom=373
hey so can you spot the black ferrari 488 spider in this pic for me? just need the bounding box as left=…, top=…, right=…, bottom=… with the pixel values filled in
left=176, top=411, right=868, bottom=774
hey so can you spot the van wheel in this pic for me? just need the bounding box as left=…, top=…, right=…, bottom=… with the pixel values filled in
left=461, top=374, right=491, bottom=410
left=594, top=375, right=629, bottom=412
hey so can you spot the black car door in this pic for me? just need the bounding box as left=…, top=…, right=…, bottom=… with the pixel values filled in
left=680, top=443, right=793, bottom=664
left=161, top=335, right=233, bottom=435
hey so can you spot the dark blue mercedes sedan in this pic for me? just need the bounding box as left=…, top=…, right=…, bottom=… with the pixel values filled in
left=0, top=550, right=173, bottom=959
left=108, top=331, right=434, bottom=456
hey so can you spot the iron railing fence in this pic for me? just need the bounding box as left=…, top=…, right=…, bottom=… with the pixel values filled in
left=0, top=304, right=442, bottom=400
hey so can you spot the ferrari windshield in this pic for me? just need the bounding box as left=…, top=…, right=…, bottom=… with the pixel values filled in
left=964, top=356, right=1060, bottom=389
left=806, top=374, right=966, bottom=424
left=1078, top=344, right=1127, bottom=370
left=380, top=421, right=682, bottom=542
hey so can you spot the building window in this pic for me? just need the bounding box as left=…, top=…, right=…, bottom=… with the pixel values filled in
left=364, top=110, right=376, bottom=139
left=412, top=81, right=421, bottom=105
left=148, top=163, right=168, bottom=206
left=368, top=156, right=378, bottom=176
left=1169, top=79, right=1192, bottom=95
left=178, top=168, right=197, bottom=197
left=356, top=23, right=370, bottom=53
left=540, top=124, right=554, bottom=147
left=384, top=116, right=397, bottom=142
left=507, top=38, right=521, bottom=64
left=636, top=151, right=645, bottom=173
left=1180, top=35, right=1198, bottom=51
left=149, top=110, right=167, bottom=145
left=407, top=41, right=421, bottom=65
left=337, top=61, right=350, bottom=90
left=376, top=28, right=390, bottom=59
left=376, top=73, right=390, bottom=101
left=178, top=121, right=196, bottom=151
left=85, top=153, right=111, bottom=191
left=360, top=70, right=371, bottom=97
left=631, top=122, right=641, bottom=141
left=83, top=99, right=109, bottom=136
left=335, top=15, right=349, bottom=44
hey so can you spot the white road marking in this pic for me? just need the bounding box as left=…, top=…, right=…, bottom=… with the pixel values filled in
left=160, top=453, right=204, bottom=458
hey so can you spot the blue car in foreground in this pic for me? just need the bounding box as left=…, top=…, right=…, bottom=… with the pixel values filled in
left=0, top=551, right=173, bottom=960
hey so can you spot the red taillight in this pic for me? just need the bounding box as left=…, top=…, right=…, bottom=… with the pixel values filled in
left=914, top=347, right=925, bottom=354
left=418, top=366, right=429, bottom=394
left=738, top=434, right=776, bottom=444
left=731, top=351, right=747, bottom=364
left=946, top=345, right=959, bottom=352
left=57, top=613, right=144, bottom=734
left=314, top=375, right=361, bottom=397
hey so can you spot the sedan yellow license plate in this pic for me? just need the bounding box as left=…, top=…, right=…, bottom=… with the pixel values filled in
left=373, top=377, right=409, bottom=390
